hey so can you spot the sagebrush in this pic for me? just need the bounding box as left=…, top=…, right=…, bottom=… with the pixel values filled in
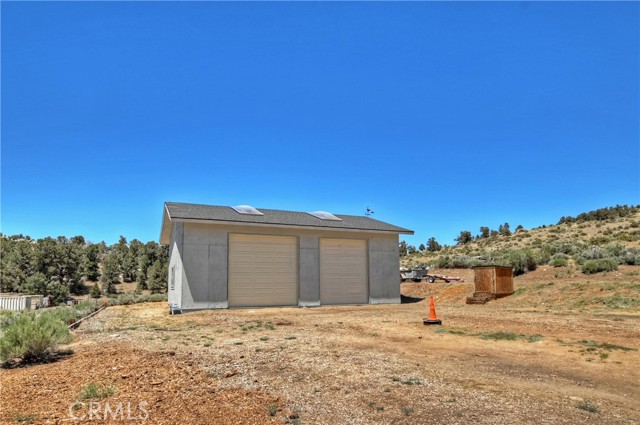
left=0, top=311, right=71, bottom=365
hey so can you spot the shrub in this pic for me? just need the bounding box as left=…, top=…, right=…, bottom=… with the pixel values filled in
left=0, top=312, right=71, bottom=365
left=576, top=400, right=599, bottom=414
left=105, top=293, right=167, bottom=306
left=580, top=247, right=605, bottom=261
left=79, top=382, right=115, bottom=400
left=0, top=310, right=16, bottom=329
left=114, top=294, right=136, bottom=305
left=148, top=294, right=167, bottom=302
left=498, top=249, right=537, bottom=275
left=540, top=242, right=583, bottom=258
left=449, top=256, right=477, bottom=268
left=73, top=301, right=99, bottom=318
left=581, top=258, right=618, bottom=275
left=42, top=303, right=97, bottom=326
left=621, top=248, right=640, bottom=265
left=434, top=255, right=484, bottom=269
left=549, top=253, right=569, bottom=267
left=604, top=242, right=627, bottom=258
left=44, top=307, right=77, bottom=324
left=434, top=255, right=451, bottom=268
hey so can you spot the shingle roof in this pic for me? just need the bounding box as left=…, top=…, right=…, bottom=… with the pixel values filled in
left=161, top=202, right=413, bottom=243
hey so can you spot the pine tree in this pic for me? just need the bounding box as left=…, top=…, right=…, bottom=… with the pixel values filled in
left=426, top=237, right=442, bottom=252
left=455, top=231, right=473, bottom=245
left=90, top=283, right=102, bottom=298
left=147, top=260, right=168, bottom=294
left=99, top=253, right=120, bottom=294
left=82, top=244, right=101, bottom=281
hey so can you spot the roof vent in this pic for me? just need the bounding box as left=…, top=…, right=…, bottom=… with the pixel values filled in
left=231, top=205, right=264, bottom=216
left=308, top=211, right=342, bottom=221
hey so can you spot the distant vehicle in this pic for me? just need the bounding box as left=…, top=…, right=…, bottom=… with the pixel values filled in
left=400, top=267, right=465, bottom=283
left=400, top=267, right=430, bottom=283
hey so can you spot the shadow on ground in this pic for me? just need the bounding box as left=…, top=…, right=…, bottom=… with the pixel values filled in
left=401, top=294, right=424, bottom=304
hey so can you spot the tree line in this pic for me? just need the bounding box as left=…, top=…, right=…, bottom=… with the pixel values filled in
left=399, top=223, right=521, bottom=256
left=0, top=234, right=168, bottom=304
left=453, top=222, right=523, bottom=245
left=558, top=204, right=639, bottom=225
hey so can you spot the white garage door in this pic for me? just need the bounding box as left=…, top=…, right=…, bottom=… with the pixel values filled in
left=320, top=238, right=368, bottom=305
left=228, top=234, right=298, bottom=307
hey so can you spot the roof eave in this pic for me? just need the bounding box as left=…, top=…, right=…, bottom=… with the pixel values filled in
left=159, top=204, right=172, bottom=245
left=168, top=217, right=413, bottom=235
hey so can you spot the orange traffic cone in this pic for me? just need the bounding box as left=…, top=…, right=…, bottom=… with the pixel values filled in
left=423, top=296, right=442, bottom=325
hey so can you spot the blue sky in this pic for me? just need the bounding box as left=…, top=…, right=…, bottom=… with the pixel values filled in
left=1, top=2, right=638, bottom=246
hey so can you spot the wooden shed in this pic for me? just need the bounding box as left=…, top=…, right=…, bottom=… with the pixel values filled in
left=466, top=266, right=513, bottom=304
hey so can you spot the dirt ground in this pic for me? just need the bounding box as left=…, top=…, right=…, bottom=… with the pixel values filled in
left=2, top=267, right=639, bottom=424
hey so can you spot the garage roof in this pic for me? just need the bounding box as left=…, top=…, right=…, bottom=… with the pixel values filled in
left=160, top=202, right=413, bottom=244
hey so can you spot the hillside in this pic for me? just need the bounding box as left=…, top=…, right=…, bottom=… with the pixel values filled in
left=402, top=205, right=640, bottom=274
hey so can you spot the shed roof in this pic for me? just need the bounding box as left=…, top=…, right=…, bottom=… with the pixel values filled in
left=160, top=202, right=413, bottom=244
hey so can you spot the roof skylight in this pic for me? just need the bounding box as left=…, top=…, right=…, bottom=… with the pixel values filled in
left=308, top=211, right=342, bottom=221
left=231, top=205, right=264, bottom=216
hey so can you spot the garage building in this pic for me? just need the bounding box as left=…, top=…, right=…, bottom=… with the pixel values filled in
left=160, top=202, right=413, bottom=310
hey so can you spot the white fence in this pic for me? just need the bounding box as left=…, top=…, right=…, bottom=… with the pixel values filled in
left=0, top=294, right=44, bottom=311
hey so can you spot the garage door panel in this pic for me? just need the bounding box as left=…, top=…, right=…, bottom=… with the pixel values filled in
left=320, top=239, right=368, bottom=305
left=228, top=234, right=298, bottom=307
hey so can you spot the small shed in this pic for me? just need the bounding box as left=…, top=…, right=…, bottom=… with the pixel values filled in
left=466, top=266, right=513, bottom=304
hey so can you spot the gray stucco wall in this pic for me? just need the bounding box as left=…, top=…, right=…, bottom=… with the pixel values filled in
left=167, top=222, right=184, bottom=308
left=368, top=235, right=401, bottom=304
left=180, top=224, right=228, bottom=309
left=173, top=222, right=401, bottom=310
left=299, top=236, right=320, bottom=307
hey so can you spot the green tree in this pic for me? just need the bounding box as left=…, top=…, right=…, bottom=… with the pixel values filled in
left=82, top=244, right=101, bottom=281
left=0, top=239, right=36, bottom=292
left=426, top=237, right=442, bottom=252
left=136, top=241, right=168, bottom=288
left=90, top=283, right=102, bottom=298
left=147, top=260, right=168, bottom=294
left=99, top=253, right=120, bottom=295
left=418, top=243, right=426, bottom=252
left=44, top=281, right=70, bottom=305
left=21, top=272, right=49, bottom=296
left=479, top=227, right=490, bottom=239
left=21, top=272, right=69, bottom=304
left=499, top=223, right=511, bottom=236
left=455, top=231, right=473, bottom=245
left=399, top=241, right=408, bottom=257
left=70, top=235, right=86, bottom=246
left=35, top=237, right=84, bottom=294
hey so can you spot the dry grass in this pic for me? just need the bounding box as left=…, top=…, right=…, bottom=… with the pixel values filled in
left=404, top=209, right=640, bottom=268
left=3, top=266, right=639, bottom=424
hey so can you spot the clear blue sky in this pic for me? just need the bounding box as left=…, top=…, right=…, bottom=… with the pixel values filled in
left=1, top=2, right=638, bottom=246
